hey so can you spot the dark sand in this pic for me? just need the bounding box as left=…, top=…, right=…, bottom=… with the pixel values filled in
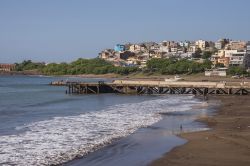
left=151, top=96, right=250, bottom=166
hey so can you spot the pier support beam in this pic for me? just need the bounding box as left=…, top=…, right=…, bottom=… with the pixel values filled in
left=64, top=82, right=250, bottom=96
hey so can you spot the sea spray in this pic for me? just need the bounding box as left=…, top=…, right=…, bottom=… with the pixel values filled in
left=0, top=96, right=201, bottom=165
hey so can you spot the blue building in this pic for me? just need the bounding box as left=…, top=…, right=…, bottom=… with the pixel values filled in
left=114, top=44, right=125, bottom=52
left=179, top=41, right=190, bottom=47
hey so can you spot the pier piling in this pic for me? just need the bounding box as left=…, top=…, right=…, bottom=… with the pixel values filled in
left=51, top=80, right=250, bottom=96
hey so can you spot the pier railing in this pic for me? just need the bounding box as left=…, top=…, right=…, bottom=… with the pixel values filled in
left=51, top=80, right=250, bottom=95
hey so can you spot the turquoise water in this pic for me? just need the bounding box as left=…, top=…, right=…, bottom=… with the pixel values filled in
left=0, top=75, right=208, bottom=166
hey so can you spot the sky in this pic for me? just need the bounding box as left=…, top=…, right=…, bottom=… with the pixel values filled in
left=0, top=0, right=250, bottom=63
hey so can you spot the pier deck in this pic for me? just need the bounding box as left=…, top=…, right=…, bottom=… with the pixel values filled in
left=51, top=80, right=250, bottom=96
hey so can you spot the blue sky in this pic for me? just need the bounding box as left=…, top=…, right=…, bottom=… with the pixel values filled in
left=0, top=0, right=250, bottom=63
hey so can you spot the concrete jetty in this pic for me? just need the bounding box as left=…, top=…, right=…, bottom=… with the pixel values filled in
left=51, top=80, right=250, bottom=95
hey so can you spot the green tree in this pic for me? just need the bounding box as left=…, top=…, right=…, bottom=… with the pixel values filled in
left=41, top=58, right=140, bottom=75
left=228, top=66, right=246, bottom=75
left=215, top=63, right=225, bottom=68
left=146, top=58, right=210, bottom=75
left=201, top=51, right=212, bottom=59
left=15, top=60, right=45, bottom=71
left=193, top=48, right=202, bottom=58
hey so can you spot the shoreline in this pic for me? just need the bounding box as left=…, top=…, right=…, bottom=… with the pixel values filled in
left=150, top=95, right=250, bottom=166
left=64, top=95, right=211, bottom=166
left=2, top=71, right=250, bottom=82
left=0, top=71, right=119, bottom=78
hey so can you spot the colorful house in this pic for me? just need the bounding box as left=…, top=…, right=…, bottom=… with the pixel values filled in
left=114, top=44, right=125, bottom=52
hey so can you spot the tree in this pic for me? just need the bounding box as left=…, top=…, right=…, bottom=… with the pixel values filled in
left=227, top=66, right=246, bottom=75
left=202, top=51, right=212, bottom=59
left=40, top=58, right=140, bottom=75
left=146, top=58, right=211, bottom=75
left=193, top=48, right=202, bottom=58
left=202, top=60, right=212, bottom=69
left=15, top=60, right=45, bottom=71
left=215, top=63, right=225, bottom=68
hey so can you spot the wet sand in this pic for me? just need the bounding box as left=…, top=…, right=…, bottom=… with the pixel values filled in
left=65, top=97, right=211, bottom=166
left=151, top=96, right=250, bottom=166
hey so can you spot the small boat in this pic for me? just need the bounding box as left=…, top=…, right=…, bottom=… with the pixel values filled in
left=50, top=80, right=66, bottom=86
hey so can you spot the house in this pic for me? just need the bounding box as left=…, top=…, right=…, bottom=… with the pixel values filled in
left=215, top=39, right=229, bottom=49
left=126, top=57, right=138, bottom=66
left=114, top=44, right=125, bottom=52
left=99, top=49, right=115, bottom=59
left=160, top=41, right=180, bottom=54
left=247, top=41, right=250, bottom=53
left=137, top=52, right=150, bottom=67
left=207, top=41, right=215, bottom=49
left=215, top=41, right=223, bottom=50
left=117, top=51, right=135, bottom=60
left=225, top=41, right=246, bottom=50
left=195, top=40, right=208, bottom=50
left=129, top=44, right=146, bottom=53
left=244, top=42, right=250, bottom=68
left=229, top=51, right=246, bottom=66
left=150, top=44, right=160, bottom=51
left=211, top=50, right=230, bottom=67
left=143, top=42, right=159, bottom=51
left=170, top=47, right=178, bottom=53
left=213, top=50, right=247, bottom=67
left=161, top=41, right=179, bottom=48
left=211, top=54, right=220, bottom=66
left=159, top=45, right=170, bottom=53
left=224, top=50, right=238, bottom=58
left=179, top=41, right=190, bottom=48
left=150, top=52, right=163, bottom=59
left=0, top=64, right=16, bottom=71
left=179, top=52, right=193, bottom=59
left=188, top=44, right=198, bottom=53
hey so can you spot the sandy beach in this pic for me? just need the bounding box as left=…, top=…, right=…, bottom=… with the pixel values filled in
left=151, top=95, right=250, bottom=166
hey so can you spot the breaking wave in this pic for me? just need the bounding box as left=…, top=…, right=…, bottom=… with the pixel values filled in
left=0, top=96, right=200, bottom=166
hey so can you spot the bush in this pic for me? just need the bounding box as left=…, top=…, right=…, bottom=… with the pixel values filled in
left=39, top=58, right=140, bottom=75
left=15, top=60, right=45, bottom=71
left=201, top=51, right=212, bottom=59
left=227, top=66, right=246, bottom=75
left=146, top=58, right=211, bottom=75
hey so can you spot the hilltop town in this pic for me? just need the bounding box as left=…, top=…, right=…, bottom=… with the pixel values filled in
left=1, top=39, right=250, bottom=78
left=99, top=39, right=250, bottom=70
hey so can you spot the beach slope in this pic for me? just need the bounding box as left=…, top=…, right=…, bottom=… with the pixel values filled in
left=151, top=96, right=250, bottom=166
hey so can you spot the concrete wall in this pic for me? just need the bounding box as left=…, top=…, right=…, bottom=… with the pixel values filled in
left=205, top=70, right=227, bottom=77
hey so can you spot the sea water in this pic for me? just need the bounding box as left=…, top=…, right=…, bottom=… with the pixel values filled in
left=0, top=76, right=209, bottom=166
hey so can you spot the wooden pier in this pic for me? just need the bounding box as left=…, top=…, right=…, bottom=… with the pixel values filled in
left=52, top=80, right=250, bottom=96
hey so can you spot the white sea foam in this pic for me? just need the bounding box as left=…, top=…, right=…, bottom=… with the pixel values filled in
left=0, top=96, right=201, bottom=166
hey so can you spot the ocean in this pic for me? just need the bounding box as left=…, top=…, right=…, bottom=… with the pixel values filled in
left=0, top=75, right=210, bottom=166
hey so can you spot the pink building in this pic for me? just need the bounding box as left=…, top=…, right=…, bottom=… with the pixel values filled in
left=0, top=64, right=16, bottom=71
